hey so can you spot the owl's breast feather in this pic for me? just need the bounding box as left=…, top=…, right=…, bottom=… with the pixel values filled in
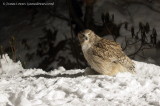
left=82, top=43, right=91, bottom=52
left=82, top=43, right=92, bottom=63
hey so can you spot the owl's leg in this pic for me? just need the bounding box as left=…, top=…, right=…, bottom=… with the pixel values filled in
left=109, top=63, right=128, bottom=76
left=100, top=62, right=127, bottom=76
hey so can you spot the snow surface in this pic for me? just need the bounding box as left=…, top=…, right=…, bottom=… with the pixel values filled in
left=0, top=54, right=160, bottom=106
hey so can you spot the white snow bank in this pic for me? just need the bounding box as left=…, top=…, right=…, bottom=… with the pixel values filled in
left=0, top=54, right=160, bottom=106
left=0, top=54, right=23, bottom=75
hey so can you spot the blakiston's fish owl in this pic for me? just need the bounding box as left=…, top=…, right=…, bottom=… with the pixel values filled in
left=78, top=29, right=135, bottom=76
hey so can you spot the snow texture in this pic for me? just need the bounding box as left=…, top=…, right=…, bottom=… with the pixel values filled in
left=0, top=54, right=160, bottom=106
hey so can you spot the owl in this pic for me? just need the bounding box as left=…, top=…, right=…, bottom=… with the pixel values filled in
left=78, top=29, right=135, bottom=76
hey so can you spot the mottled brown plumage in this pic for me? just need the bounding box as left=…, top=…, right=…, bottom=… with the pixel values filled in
left=78, top=29, right=135, bottom=76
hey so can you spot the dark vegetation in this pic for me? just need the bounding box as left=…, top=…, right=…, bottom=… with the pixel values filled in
left=0, top=0, right=159, bottom=71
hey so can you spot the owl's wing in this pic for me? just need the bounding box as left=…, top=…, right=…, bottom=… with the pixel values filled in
left=91, top=38, right=125, bottom=62
left=91, top=38, right=135, bottom=73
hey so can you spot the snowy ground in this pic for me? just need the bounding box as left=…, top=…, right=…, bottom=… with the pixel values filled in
left=0, top=55, right=160, bottom=106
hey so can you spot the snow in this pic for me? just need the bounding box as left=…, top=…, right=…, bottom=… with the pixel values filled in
left=0, top=54, right=160, bottom=106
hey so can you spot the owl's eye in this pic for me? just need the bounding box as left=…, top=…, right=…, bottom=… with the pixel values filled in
left=82, top=34, right=85, bottom=37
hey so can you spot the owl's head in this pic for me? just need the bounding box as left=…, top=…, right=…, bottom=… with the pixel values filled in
left=78, top=29, right=97, bottom=45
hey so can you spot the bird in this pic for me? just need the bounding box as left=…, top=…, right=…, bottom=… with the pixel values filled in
left=78, top=29, right=135, bottom=76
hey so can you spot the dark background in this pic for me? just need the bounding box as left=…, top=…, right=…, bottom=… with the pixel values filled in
left=0, top=0, right=160, bottom=71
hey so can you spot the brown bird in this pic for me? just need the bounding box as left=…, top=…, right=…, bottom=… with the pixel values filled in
left=78, top=29, right=135, bottom=76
